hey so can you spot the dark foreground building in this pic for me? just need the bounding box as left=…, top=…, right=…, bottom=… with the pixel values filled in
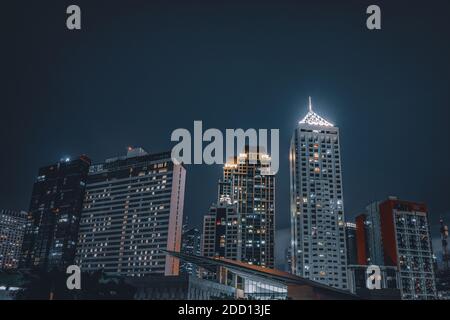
left=20, top=156, right=91, bottom=271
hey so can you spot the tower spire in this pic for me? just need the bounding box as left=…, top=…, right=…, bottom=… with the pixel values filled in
left=299, top=96, right=334, bottom=127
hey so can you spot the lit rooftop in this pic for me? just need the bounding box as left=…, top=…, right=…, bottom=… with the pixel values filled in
left=299, top=97, right=334, bottom=127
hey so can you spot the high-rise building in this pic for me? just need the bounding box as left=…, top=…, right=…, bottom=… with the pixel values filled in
left=202, top=201, right=240, bottom=261
left=355, top=197, right=437, bottom=299
left=20, top=156, right=91, bottom=271
left=345, top=222, right=357, bottom=265
left=0, top=210, right=27, bottom=270
left=218, top=147, right=275, bottom=268
left=75, top=148, right=186, bottom=277
left=290, top=98, right=348, bottom=290
left=180, top=226, right=201, bottom=275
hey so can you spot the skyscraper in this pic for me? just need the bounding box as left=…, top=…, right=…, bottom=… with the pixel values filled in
left=218, top=147, right=275, bottom=268
left=0, top=210, right=27, bottom=270
left=75, top=148, right=186, bottom=277
left=356, top=197, right=437, bottom=299
left=20, top=156, right=91, bottom=271
left=290, top=98, right=348, bottom=290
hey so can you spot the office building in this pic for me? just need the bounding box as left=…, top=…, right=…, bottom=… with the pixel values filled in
left=290, top=97, right=348, bottom=289
left=356, top=197, right=437, bottom=299
left=217, top=147, right=275, bottom=268
left=76, top=148, right=186, bottom=277
left=20, top=156, right=91, bottom=270
left=0, top=210, right=27, bottom=270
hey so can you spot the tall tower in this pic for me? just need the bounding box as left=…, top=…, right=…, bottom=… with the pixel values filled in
left=217, top=147, right=275, bottom=268
left=20, top=156, right=91, bottom=271
left=75, top=148, right=186, bottom=277
left=357, top=197, right=436, bottom=299
left=290, top=98, right=348, bottom=290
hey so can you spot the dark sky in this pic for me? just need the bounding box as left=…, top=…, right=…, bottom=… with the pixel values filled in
left=2, top=1, right=450, bottom=266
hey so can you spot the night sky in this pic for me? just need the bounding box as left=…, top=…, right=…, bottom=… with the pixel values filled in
left=2, top=0, right=450, bottom=267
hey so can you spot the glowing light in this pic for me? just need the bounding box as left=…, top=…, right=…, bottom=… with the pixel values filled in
left=299, top=97, right=334, bottom=127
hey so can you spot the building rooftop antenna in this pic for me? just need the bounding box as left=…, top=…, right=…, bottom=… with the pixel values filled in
left=299, top=96, right=334, bottom=127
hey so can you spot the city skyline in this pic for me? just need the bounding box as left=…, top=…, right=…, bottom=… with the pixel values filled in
left=2, top=0, right=450, bottom=274
left=3, top=103, right=450, bottom=270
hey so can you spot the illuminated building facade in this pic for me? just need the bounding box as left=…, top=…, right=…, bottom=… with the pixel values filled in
left=202, top=201, right=241, bottom=261
left=218, top=147, right=275, bottom=268
left=20, top=156, right=91, bottom=271
left=290, top=98, right=348, bottom=290
left=356, top=197, right=437, bottom=299
left=75, top=148, right=186, bottom=277
left=0, top=210, right=27, bottom=270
